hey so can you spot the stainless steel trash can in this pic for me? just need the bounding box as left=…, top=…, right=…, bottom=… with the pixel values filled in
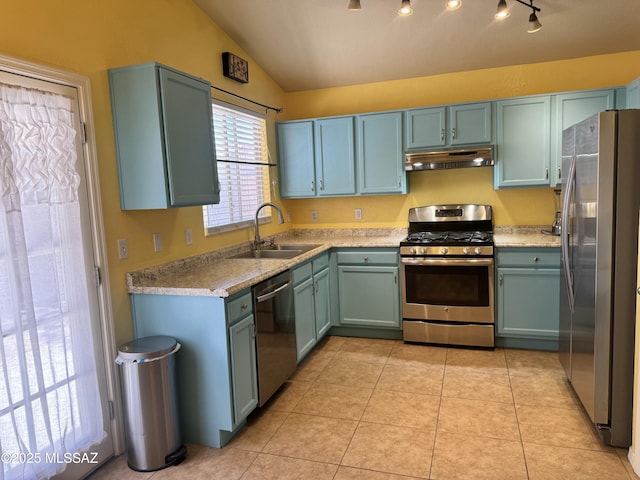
left=116, top=336, right=186, bottom=472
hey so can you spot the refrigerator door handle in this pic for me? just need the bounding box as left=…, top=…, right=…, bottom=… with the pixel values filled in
left=561, top=154, right=577, bottom=313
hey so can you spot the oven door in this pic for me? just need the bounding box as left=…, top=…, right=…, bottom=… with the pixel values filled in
left=401, top=257, right=494, bottom=324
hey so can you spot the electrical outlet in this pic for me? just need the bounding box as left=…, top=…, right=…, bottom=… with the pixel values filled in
left=355, top=208, right=363, bottom=220
left=185, top=228, right=193, bottom=246
left=153, top=233, right=163, bottom=252
left=311, top=210, right=318, bottom=222
left=117, top=239, right=128, bottom=260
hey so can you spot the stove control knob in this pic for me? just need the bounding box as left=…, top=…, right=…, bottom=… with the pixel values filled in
left=409, top=247, right=417, bottom=255
left=419, top=247, right=426, bottom=255
left=440, top=247, right=448, bottom=255
left=462, top=247, right=470, bottom=255
left=474, top=247, right=483, bottom=255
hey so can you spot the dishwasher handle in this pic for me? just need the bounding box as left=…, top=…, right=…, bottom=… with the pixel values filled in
left=255, top=280, right=292, bottom=303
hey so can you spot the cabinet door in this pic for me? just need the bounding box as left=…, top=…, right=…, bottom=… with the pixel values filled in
left=497, top=267, right=560, bottom=339
left=109, top=63, right=219, bottom=209
left=159, top=68, right=220, bottom=207
left=313, top=267, right=331, bottom=339
left=294, top=277, right=316, bottom=362
left=495, top=96, right=551, bottom=188
left=315, top=117, right=356, bottom=196
left=450, top=102, right=492, bottom=145
left=627, top=78, right=640, bottom=109
left=551, top=89, right=615, bottom=186
left=277, top=121, right=316, bottom=198
left=405, top=107, right=446, bottom=149
left=357, top=112, right=405, bottom=194
left=338, top=265, right=400, bottom=328
left=229, top=314, right=258, bottom=426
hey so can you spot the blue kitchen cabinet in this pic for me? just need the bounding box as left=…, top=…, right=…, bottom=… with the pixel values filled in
left=356, top=112, right=406, bottom=195
left=315, top=116, right=357, bottom=196
left=627, top=77, right=640, bottom=108
left=336, top=249, right=401, bottom=329
left=277, top=116, right=356, bottom=198
left=494, top=96, right=552, bottom=189
left=405, top=102, right=492, bottom=149
left=293, top=253, right=331, bottom=362
left=277, top=120, right=316, bottom=198
left=109, top=62, right=219, bottom=210
left=130, top=289, right=257, bottom=448
left=495, top=247, right=560, bottom=350
left=551, top=89, right=615, bottom=185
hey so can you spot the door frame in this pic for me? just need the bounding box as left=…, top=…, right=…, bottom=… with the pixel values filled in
left=0, top=53, right=125, bottom=455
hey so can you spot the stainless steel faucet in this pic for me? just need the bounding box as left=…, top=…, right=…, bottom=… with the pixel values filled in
left=254, top=202, right=285, bottom=248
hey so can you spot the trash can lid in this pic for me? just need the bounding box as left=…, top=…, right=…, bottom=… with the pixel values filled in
left=117, top=336, right=178, bottom=362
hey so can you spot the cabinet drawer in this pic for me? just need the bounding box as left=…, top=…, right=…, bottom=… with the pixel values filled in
left=226, top=291, right=253, bottom=324
left=336, top=250, right=398, bottom=265
left=312, top=253, right=329, bottom=272
left=292, top=262, right=313, bottom=285
left=497, top=248, right=560, bottom=268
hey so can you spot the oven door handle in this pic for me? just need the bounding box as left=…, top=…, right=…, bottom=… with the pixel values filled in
left=401, top=257, right=494, bottom=266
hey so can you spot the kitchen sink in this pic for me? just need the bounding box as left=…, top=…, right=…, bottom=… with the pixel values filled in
left=231, top=243, right=321, bottom=260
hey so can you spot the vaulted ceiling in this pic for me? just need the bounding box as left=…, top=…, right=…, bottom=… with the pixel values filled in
left=193, top=0, right=640, bottom=92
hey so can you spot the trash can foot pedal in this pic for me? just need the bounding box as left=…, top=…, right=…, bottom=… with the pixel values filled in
left=166, top=445, right=187, bottom=466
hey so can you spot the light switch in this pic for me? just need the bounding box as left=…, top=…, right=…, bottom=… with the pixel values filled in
left=185, top=228, right=193, bottom=246
left=117, top=239, right=128, bottom=260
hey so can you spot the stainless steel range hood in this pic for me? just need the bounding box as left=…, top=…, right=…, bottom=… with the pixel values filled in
left=405, top=146, right=494, bottom=171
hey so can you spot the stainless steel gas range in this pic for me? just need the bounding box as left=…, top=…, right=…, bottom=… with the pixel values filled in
left=400, top=204, right=495, bottom=348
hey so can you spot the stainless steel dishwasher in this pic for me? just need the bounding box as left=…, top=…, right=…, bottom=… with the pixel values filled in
left=252, top=270, right=297, bottom=406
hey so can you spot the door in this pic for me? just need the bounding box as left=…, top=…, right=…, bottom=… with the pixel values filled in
left=0, top=70, right=114, bottom=479
left=277, top=121, right=316, bottom=198
left=229, top=314, right=258, bottom=426
left=315, top=116, right=356, bottom=196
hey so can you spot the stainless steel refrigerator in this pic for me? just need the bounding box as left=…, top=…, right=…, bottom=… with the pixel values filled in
left=559, top=109, right=640, bottom=447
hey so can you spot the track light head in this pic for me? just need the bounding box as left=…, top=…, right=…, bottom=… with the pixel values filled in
left=527, top=10, right=542, bottom=33
left=495, top=0, right=510, bottom=19
left=445, top=0, right=462, bottom=11
left=348, top=0, right=361, bottom=11
left=398, top=0, right=413, bottom=16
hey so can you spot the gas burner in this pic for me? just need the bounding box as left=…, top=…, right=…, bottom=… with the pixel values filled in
left=405, top=231, right=493, bottom=245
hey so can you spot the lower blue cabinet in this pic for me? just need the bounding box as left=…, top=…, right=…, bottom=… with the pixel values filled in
left=293, top=253, right=331, bottom=362
left=495, top=247, right=560, bottom=350
left=130, top=289, right=258, bottom=448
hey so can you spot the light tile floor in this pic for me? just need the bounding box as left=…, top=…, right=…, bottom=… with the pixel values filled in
left=90, top=336, right=640, bottom=480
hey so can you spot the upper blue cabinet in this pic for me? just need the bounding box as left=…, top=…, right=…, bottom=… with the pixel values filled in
left=495, top=96, right=551, bottom=189
left=109, top=62, right=219, bottom=210
left=356, top=111, right=406, bottom=195
left=277, top=116, right=356, bottom=198
left=551, top=89, right=614, bottom=186
left=405, top=102, right=492, bottom=149
left=626, top=77, right=640, bottom=109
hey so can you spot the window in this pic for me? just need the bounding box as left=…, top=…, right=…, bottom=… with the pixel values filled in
left=203, top=101, right=271, bottom=234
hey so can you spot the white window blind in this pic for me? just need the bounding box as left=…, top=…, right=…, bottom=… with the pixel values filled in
left=203, top=101, right=271, bottom=234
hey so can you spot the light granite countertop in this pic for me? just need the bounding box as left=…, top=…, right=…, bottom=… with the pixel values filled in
left=127, top=226, right=560, bottom=298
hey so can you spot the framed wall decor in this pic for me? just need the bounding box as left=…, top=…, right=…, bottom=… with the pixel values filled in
left=222, top=52, right=249, bottom=83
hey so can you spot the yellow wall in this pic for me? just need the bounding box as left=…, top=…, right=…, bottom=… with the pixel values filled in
left=0, top=0, right=287, bottom=346
left=2, top=0, right=640, bottom=348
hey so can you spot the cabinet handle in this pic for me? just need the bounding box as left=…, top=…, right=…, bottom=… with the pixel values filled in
left=394, top=272, right=397, bottom=284
left=363, top=256, right=369, bottom=263
left=452, top=127, right=456, bottom=139
left=320, top=180, right=324, bottom=191
left=558, top=167, right=562, bottom=180
left=499, top=274, right=503, bottom=286
left=241, top=303, right=249, bottom=311
left=533, top=257, right=539, bottom=262
left=440, top=128, right=445, bottom=141
left=311, top=180, right=315, bottom=192
left=397, top=176, right=401, bottom=187
left=545, top=168, right=549, bottom=180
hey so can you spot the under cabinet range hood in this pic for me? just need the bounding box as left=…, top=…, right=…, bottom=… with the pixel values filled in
left=405, top=146, right=494, bottom=171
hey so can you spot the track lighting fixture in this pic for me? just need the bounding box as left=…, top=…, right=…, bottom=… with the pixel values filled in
left=495, top=0, right=542, bottom=33
left=398, top=0, right=413, bottom=17
left=345, top=0, right=541, bottom=33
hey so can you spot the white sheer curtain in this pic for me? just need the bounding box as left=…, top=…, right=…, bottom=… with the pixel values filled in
left=0, top=83, right=104, bottom=479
